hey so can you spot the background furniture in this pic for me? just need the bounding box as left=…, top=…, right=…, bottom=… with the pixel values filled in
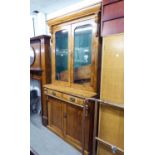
left=101, top=0, right=124, bottom=37
left=30, top=35, right=51, bottom=125
left=94, top=0, right=124, bottom=155
left=44, top=3, right=102, bottom=155
left=96, top=34, right=124, bottom=155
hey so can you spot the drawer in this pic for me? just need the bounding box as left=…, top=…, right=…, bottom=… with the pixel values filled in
left=47, top=89, right=62, bottom=98
left=62, top=94, right=84, bottom=106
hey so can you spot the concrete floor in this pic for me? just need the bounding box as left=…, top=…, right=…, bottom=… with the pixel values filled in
left=30, top=113, right=81, bottom=155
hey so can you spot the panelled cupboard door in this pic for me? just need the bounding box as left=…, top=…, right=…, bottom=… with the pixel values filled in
left=100, top=34, right=124, bottom=104
left=64, top=103, right=83, bottom=148
left=48, top=98, right=64, bottom=137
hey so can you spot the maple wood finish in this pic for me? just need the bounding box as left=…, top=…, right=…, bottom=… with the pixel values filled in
left=30, top=35, right=51, bottom=126
left=44, top=4, right=101, bottom=155
left=101, top=34, right=124, bottom=104
left=101, top=0, right=124, bottom=36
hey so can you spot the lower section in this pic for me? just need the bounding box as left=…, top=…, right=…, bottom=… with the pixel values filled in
left=47, top=96, right=94, bottom=155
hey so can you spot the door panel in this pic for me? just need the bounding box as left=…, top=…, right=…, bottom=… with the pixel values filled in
left=55, top=30, right=69, bottom=82
left=71, top=19, right=98, bottom=91
left=52, top=25, right=71, bottom=86
left=65, top=103, right=83, bottom=145
left=48, top=98, right=64, bottom=136
left=73, top=24, right=93, bottom=85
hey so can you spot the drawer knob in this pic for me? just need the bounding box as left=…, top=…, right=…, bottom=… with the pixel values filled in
left=69, top=97, right=75, bottom=102
left=52, top=92, right=56, bottom=96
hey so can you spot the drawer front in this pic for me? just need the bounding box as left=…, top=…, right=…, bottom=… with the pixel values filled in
left=47, top=89, right=62, bottom=98
left=62, top=94, right=84, bottom=106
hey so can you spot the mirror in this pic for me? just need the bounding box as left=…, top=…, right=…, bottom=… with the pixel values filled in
left=30, top=46, right=35, bottom=66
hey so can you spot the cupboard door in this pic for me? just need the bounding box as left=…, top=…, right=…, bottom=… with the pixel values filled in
left=64, top=103, right=83, bottom=148
left=71, top=19, right=98, bottom=91
left=48, top=97, right=64, bottom=137
left=52, top=25, right=71, bottom=85
left=100, top=34, right=124, bottom=104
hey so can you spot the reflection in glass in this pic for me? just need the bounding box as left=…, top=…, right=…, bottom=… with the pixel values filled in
left=74, top=25, right=92, bottom=85
left=55, top=30, right=69, bottom=81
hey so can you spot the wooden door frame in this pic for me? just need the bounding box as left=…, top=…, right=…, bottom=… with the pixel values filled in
left=52, top=25, right=71, bottom=87
left=70, top=17, right=99, bottom=92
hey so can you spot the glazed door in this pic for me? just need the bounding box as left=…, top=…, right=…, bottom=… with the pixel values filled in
left=52, top=25, right=71, bottom=86
left=71, top=19, right=99, bottom=92
left=64, top=103, right=83, bottom=149
left=48, top=97, right=64, bottom=137
left=97, top=34, right=124, bottom=155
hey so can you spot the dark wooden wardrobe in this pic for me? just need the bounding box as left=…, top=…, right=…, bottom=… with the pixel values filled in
left=30, top=35, right=51, bottom=125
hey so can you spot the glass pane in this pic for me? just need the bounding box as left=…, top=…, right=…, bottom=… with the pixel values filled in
left=55, top=30, right=69, bottom=81
left=74, top=25, right=92, bottom=85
